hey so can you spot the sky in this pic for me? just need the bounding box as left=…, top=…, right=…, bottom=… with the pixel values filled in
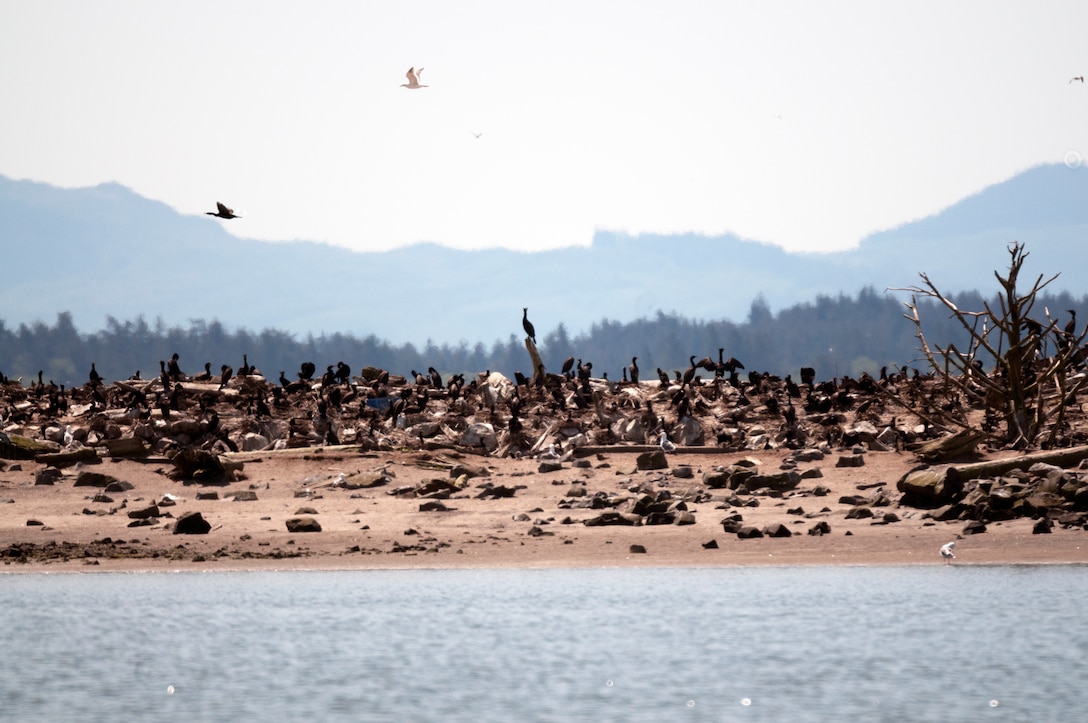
left=2, top=1, right=1087, bottom=255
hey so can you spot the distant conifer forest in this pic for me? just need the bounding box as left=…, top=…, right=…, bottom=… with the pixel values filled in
left=2, top=287, right=1086, bottom=388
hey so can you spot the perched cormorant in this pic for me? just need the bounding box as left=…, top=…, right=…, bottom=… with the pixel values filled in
left=88, top=363, right=102, bottom=385
left=628, top=357, right=639, bottom=384
left=522, top=308, right=537, bottom=344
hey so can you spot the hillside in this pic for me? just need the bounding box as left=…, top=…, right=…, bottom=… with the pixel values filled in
left=2, top=164, right=1086, bottom=344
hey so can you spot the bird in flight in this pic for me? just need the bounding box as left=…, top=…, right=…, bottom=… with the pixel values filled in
left=206, top=202, right=240, bottom=219
left=1071, top=76, right=1084, bottom=84
left=471, top=131, right=482, bottom=139
left=401, top=67, right=427, bottom=89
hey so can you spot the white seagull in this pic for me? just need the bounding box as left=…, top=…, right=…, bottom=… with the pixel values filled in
left=658, top=431, right=677, bottom=453
left=401, top=67, right=427, bottom=89
left=940, top=541, right=956, bottom=563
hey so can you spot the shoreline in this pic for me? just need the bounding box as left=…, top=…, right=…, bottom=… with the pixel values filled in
left=4, top=446, right=1088, bottom=575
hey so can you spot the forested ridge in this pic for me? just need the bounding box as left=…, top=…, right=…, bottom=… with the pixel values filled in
left=2, top=286, right=1086, bottom=387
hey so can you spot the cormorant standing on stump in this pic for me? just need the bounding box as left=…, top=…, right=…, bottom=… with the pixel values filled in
left=522, top=308, right=537, bottom=344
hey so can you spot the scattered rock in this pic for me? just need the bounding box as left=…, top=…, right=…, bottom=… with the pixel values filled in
left=174, top=511, right=211, bottom=535
left=285, top=517, right=322, bottom=533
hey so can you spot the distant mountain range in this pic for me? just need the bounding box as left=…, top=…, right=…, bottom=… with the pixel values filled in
left=2, top=164, right=1086, bottom=345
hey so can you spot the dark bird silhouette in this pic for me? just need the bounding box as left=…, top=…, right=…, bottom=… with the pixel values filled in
left=194, top=362, right=213, bottom=382
left=682, top=356, right=698, bottom=386
left=218, top=365, right=233, bottom=390
left=299, top=361, right=317, bottom=380
left=88, top=363, right=102, bottom=385
left=657, top=367, right=670, bottom=387
left=239, top=354, right=253, bottom=377
left=628, top=357, right=639, bottom=384
left=1071, top=76, right=1085, bottom=83
left=522, top=307, right=537, bottom=344
left=561, top=356, right=575, bottom=377
left=335, top=361, right=351, bottom=385
left=206, top=201, right=240, bottom=219
left=167, top=353, right=183, bottom=381
left=428, top=366, right=443, bottom=389
left=1066, top=309, right=1077, bottom=339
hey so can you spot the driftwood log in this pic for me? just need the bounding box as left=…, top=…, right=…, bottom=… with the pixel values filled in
left=898, top=443, right=1088, bottom=506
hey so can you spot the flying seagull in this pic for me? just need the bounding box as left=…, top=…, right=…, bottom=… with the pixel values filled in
left=206, top=202, right=240, bottom=219
left=1071, top=76, right=1084, bottom=83
left=940, top=541, right=956, bottom=563
left=401, top=67, right=427, bottom=89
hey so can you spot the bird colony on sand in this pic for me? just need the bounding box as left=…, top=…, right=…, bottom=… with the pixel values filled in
left=5, top=307, right=1088, bottom=541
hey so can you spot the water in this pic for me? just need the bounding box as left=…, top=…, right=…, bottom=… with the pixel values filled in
left=1, top=566, right=1086, bottom=722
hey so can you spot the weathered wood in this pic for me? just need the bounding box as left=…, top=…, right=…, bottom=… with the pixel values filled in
left=1, top=433, right=56, bottom=460
left=572, top=445, right=720, bottom=457
left=104, top=437, right=149, bottom=458
left=36, top=447, right=101, bottom=466
left=910, top=429, right=986, bottom=462
left=947, top=443, right=1088, bottom=481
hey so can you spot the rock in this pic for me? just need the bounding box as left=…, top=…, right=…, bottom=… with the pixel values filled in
left=285, top=517, right=322, bottom=533
left=174, top=511, right=211, bottom=535
left=845, top=506, right=874, bottom=519
left=808, top=521, right=832, bottom=536
left=747, top=470, right=801, bottom=492
left=636, top=450, right=668, bottom=470
left=963, top=519, right=988, bottom=535
left=35, top=468, right=63, bottom=486
left=629, top=544, right=647, bottom=554
left=897, top=466, right=961, bottom=507
left=702, top=539, right=719, bottom=549
left=762, top=523, right=793, bottom=538
left=702, top=469, right=732, bottom=489
left=583, top=512, right=641, bottom=526
left=127, top=504, right=160, bottom=520
left=475, top=485, right=519, bottom=499
left=673, top=511, right=697, bottom=526
left=195, top=491, right=220, bottom=500
left=736, top=525, right=764, bottom=539
left=835, top=454, right=865, bottom=468
left=418, top=501, right=453, bottom=512
left=342, top=471, right=391, bottom=489
left=672, top=466, right=694, bottom=479
left=229, top=490, right=259, bottom=502
left=241, top=433, right=270, bottom=451
left=1033, top=518, right=1053, bottom=534
left=104, top=480, right=135, bottom=492
left=537, top=460, right=563, bottom=473
left=449, top=463, right=490, bottom=479
left=459, top=423, right=497, bottom=452
left=73, top=471, right=119, bottom=488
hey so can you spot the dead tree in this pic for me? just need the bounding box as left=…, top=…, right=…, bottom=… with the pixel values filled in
left=892, top=242, right=1088, bottom=448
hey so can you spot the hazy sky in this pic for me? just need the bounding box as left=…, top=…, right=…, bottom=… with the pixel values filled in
left=3, top=1, right=1087, bottom=254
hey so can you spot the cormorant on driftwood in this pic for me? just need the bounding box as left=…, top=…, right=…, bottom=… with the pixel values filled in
left=561, top=356, right=575, bottom=377
left=522, top=308, right=537, bottom=344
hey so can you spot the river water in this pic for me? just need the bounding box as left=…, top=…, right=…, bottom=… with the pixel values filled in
left=1, top=565, right=1086, bottom=721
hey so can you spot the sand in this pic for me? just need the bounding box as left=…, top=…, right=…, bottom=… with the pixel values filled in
left=2, top=444, right=1085, bottom=574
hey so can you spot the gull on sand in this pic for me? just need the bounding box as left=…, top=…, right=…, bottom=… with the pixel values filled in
left=940, top=541, right=956, bottom=563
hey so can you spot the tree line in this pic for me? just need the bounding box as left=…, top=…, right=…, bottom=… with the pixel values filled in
left=2, top=286, right=1086, bottom=389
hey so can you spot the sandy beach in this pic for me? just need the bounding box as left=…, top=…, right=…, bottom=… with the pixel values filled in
left=3, top=443, right=1085, bottom=573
